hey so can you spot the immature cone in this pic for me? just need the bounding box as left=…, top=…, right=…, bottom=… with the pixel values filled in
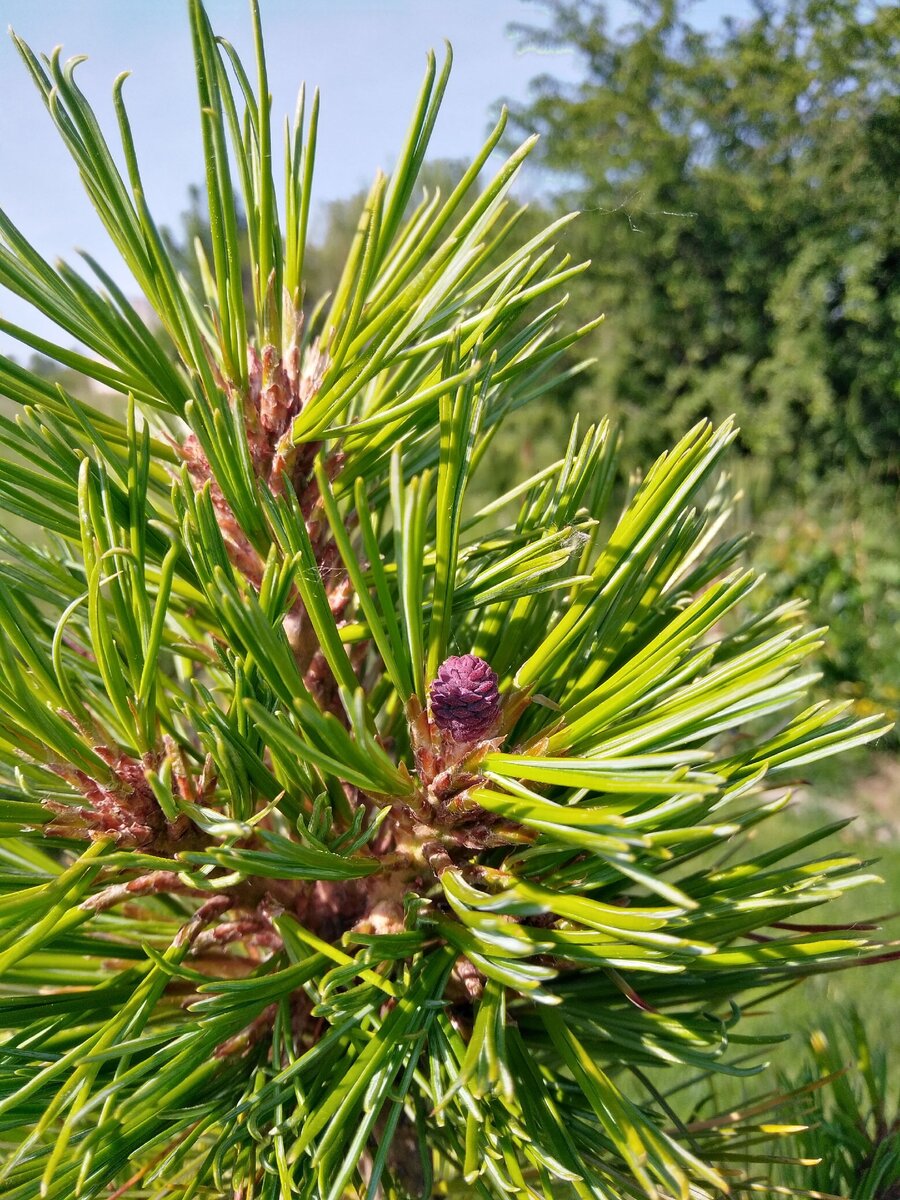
left=429, top=654, right=501, bottom=743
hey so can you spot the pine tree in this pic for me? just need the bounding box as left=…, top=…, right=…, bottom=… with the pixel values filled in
left=0, top=3, right=891, bottom=1197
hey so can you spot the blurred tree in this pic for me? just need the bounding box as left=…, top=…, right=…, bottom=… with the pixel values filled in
left=508, top=0, right=900, bottom=483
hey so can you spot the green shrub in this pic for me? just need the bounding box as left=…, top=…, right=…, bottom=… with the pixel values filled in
left=754, top=478, right=900, bottom=745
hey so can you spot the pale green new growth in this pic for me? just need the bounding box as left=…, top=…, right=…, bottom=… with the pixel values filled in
left=0, top=3, right=891, bottom=1198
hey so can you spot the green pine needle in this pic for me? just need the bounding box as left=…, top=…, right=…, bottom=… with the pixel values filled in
left=0, top=4, right=892, bottom=1198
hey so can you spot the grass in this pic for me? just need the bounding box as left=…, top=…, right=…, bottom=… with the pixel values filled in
left=763, top=751, right=900, bottom=1053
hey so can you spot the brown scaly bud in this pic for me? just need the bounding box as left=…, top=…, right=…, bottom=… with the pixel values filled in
left=429, top=654, right=501, bottom=744
left=44, top=748, right=200, bottom=856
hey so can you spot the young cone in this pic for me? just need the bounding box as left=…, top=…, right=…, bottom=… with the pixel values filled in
left=0, top=4, right=892, bottom=1198
left=429, top=653, right=501, bottom=742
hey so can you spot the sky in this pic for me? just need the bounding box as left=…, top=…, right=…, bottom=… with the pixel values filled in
left=0, top=0, right=740, bottom=355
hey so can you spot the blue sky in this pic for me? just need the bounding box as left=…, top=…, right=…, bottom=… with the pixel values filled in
left=0, top=0, right=739, bottom=354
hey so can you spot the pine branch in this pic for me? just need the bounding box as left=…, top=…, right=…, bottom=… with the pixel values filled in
left=0, top=4, right=892, bottom=1198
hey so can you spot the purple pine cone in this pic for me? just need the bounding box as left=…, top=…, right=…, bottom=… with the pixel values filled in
left=429, top=654, right=501, bottom=743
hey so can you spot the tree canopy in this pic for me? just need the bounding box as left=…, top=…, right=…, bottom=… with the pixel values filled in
left=508, top=0, right=900, bottom=482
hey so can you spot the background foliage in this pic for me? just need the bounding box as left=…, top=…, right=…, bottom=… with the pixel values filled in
left=506, top=0, right=898, bottom=479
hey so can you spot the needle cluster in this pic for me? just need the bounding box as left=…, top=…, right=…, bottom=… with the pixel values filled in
left=0, top=4, right=891, bottom=1199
